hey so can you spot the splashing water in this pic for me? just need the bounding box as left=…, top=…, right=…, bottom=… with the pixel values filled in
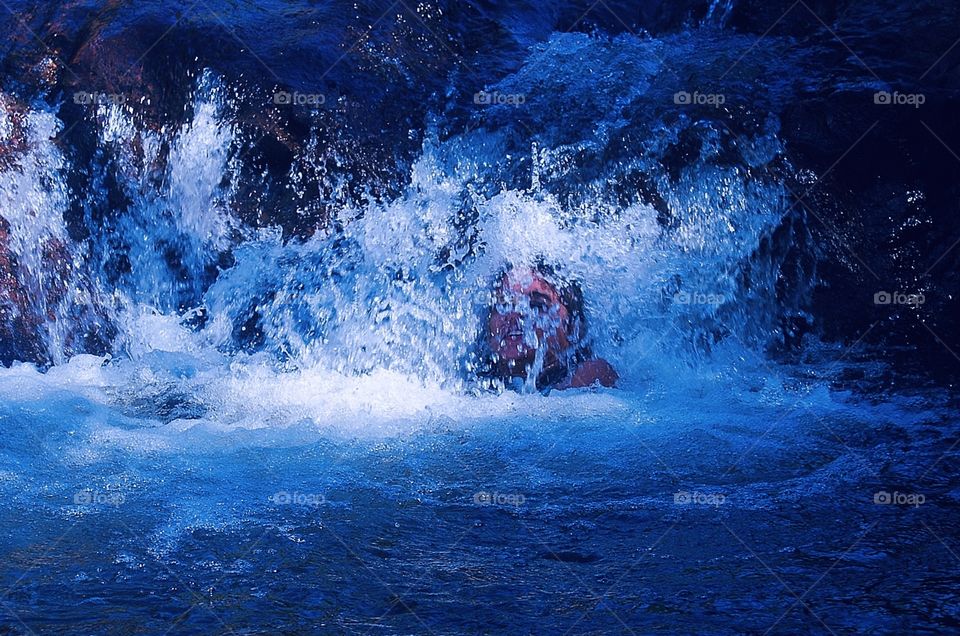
left=1, top=21, right=955, bottom=635
left=0, top=95, right=108, bottom=364
left=0, top=39, right=814, bottom=450
left=90, top=72, right=240, bottom=319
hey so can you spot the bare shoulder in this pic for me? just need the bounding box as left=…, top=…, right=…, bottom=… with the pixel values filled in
left=567, top=358, right=618, bottom=389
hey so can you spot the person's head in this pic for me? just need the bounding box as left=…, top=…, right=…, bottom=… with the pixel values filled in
left=485, top=265, right=586, bottom=382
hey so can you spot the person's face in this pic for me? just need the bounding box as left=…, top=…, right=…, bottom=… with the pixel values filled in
left=487, top=269, right=572, bottom=373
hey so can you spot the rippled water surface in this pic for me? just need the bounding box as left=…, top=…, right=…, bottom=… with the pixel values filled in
left=1, top=0, right=959, bottom=633
left=1, top=347, right=958, bottom=634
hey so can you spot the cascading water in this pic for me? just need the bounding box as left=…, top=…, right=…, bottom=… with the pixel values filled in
left=39, top=35, right=803, bottom=387
left=88, top=72, right=240, bottom=324
left=1, top=4, right=958, bottom=634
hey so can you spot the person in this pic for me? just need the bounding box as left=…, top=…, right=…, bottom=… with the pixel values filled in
left=483, top=265, right=617, bottom=391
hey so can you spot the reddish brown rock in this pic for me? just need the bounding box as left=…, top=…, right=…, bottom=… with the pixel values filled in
left=0, top=216, right=44, bottom=365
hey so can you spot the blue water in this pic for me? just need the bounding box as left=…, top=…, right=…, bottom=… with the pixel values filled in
left=1, top=0, right=959, bottom=633
left=2, top=348, right=958, bottom=633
